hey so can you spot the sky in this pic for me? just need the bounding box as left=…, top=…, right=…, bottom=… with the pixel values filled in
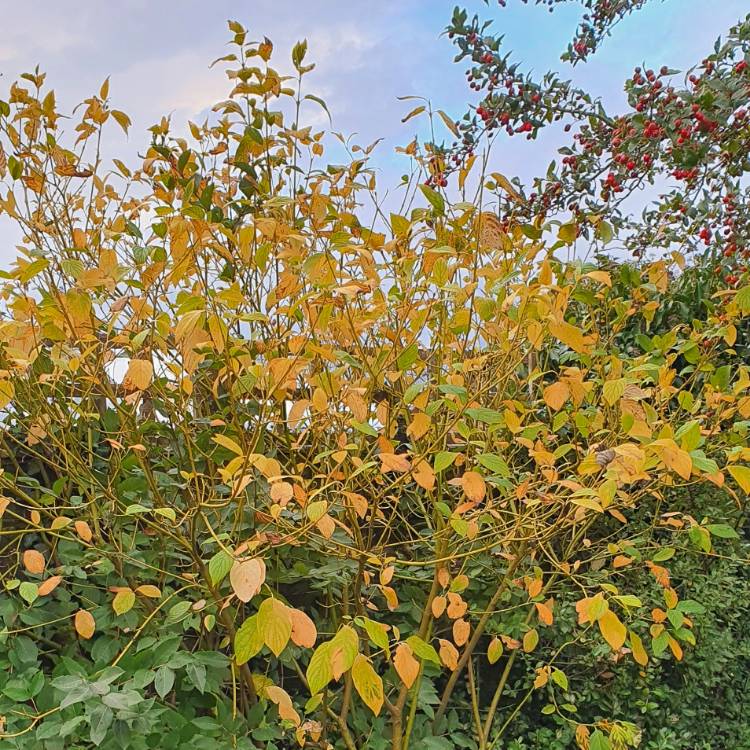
left=0, top=0, right=748, bottom=261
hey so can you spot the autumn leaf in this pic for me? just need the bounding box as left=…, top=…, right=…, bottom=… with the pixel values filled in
left=543, top=381, right=569, bottom=411
left=461, top=471, right=486, bottom=502
left=74, top=520, right=93, bottom=543
left=598, top=609, right=627, bottom=651
left=23, top=549, right=46, bottom=575
left=523, top=628, right=539, bottom=653
left=290, top=608, right=317, bottom=649
left=38, top=575, right=62, bottom=596
left=74, top=609, right=96, bottom=639
left=487, top=637, right=504, bottom=664
left=438, top=639, right=459, bottom=670
left=453, top=618, right=470, bottom=647
left=394, top=643, right=420, bottom=688
left=265, top=685, right=301, bottom=726
left=257, top=597, right=293, bottom=656
left=123, top=358, right=154, bottom=391
left=113, top=588, right=135, bottom=616
left=351, top=654, right=383, bottom=715
left=230, top=557, right=266, bottom=602
left=380, top=452, right=411, bottom=473
left=431, top=595, right=447, bottom=618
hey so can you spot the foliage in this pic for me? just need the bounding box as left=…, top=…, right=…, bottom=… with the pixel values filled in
left=0, top=15, right=748, bottom=750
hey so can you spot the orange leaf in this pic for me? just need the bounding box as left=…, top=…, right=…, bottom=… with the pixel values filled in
left=535, top=602, right=554, bottom=626
left=453, top=618, right=470, bottom=647
left=438, top=638, right=459, bottom=670
left=38, top=575, right=62, bottom=596
left=446, top=592, right=467, bottom=619
left=290, top=608, right=317, bottom=649
left=543, top=381, right=569, bottom=411
left=394, top=643, right=420, bottom=688
left=74, top=609, right=95, bottom=639
left=431, top=595, right=447, bottom=618
left=23, top=549, right=45, bottom=575
left=380, top=452, right=411, bottom=473
left=461, top=471, right=486, bottom=502
left=230, top=557, right=266, bottom=602
left=74, top=520, right=93, bottom=543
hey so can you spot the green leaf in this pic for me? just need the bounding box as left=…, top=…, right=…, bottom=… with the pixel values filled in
left=434, top=451, right=458, bottom=473
left=359, top=618, right=390, bottom=656
left=551, top=669, right=568, bottom=690
left=406, top=635, right=440, bottom=664
left=19, top=581, right=39, bottom=605
left=419, top=184, right=445, bottom=214
left=589, top=730, right=612, bottom=750
left=235, top=615, right=264, bottom=665
left=651, top=547, right=675, bottom=562
left=208, top=550, right=233, bottom=586
left=351, top=420, right=378, bottom=437
left=306, top=641, right=333, bottom=695
left=706, top=523, right=739, bottom=539
left=476, top=454, right=510, bottom=477
left=735, top=285, right=750, bottom=314
left=396, top=343, right=420, bottom=371
left=558, top=221, right=577, bottom=244
left=154, top=666, right=175, bottom=698
left=465, top=407, right=504, bottom=425
left=88, top=704, right=114, bottom=746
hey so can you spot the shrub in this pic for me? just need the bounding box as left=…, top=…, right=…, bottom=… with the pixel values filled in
left=0, top=19, right=748, bottom=750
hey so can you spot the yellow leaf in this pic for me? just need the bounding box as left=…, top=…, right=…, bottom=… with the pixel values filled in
left=598, top=609, right=626, bottom=651
left=112, top=588, right=135, bottom=615
left=487, top=637, right=504, bottom=664
left=123, top=359, right=153, bottom=391
left=351, top=654, right=383, bottom=715
left=548, top=319, right=592, bottom=354
left=257, top=597, right=292, bottom=657
left=728, top=465, right=750, bottom=493
left=522, top=628, right=539, bottom=653
left=213, top=434, right=244, bottom=456
left=135, top=585, right=162, bottom=598
left=629, top=631, right=648, bottom=666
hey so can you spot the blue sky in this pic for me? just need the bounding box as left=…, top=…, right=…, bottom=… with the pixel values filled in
left=0, top=0, right=748, bottom=258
